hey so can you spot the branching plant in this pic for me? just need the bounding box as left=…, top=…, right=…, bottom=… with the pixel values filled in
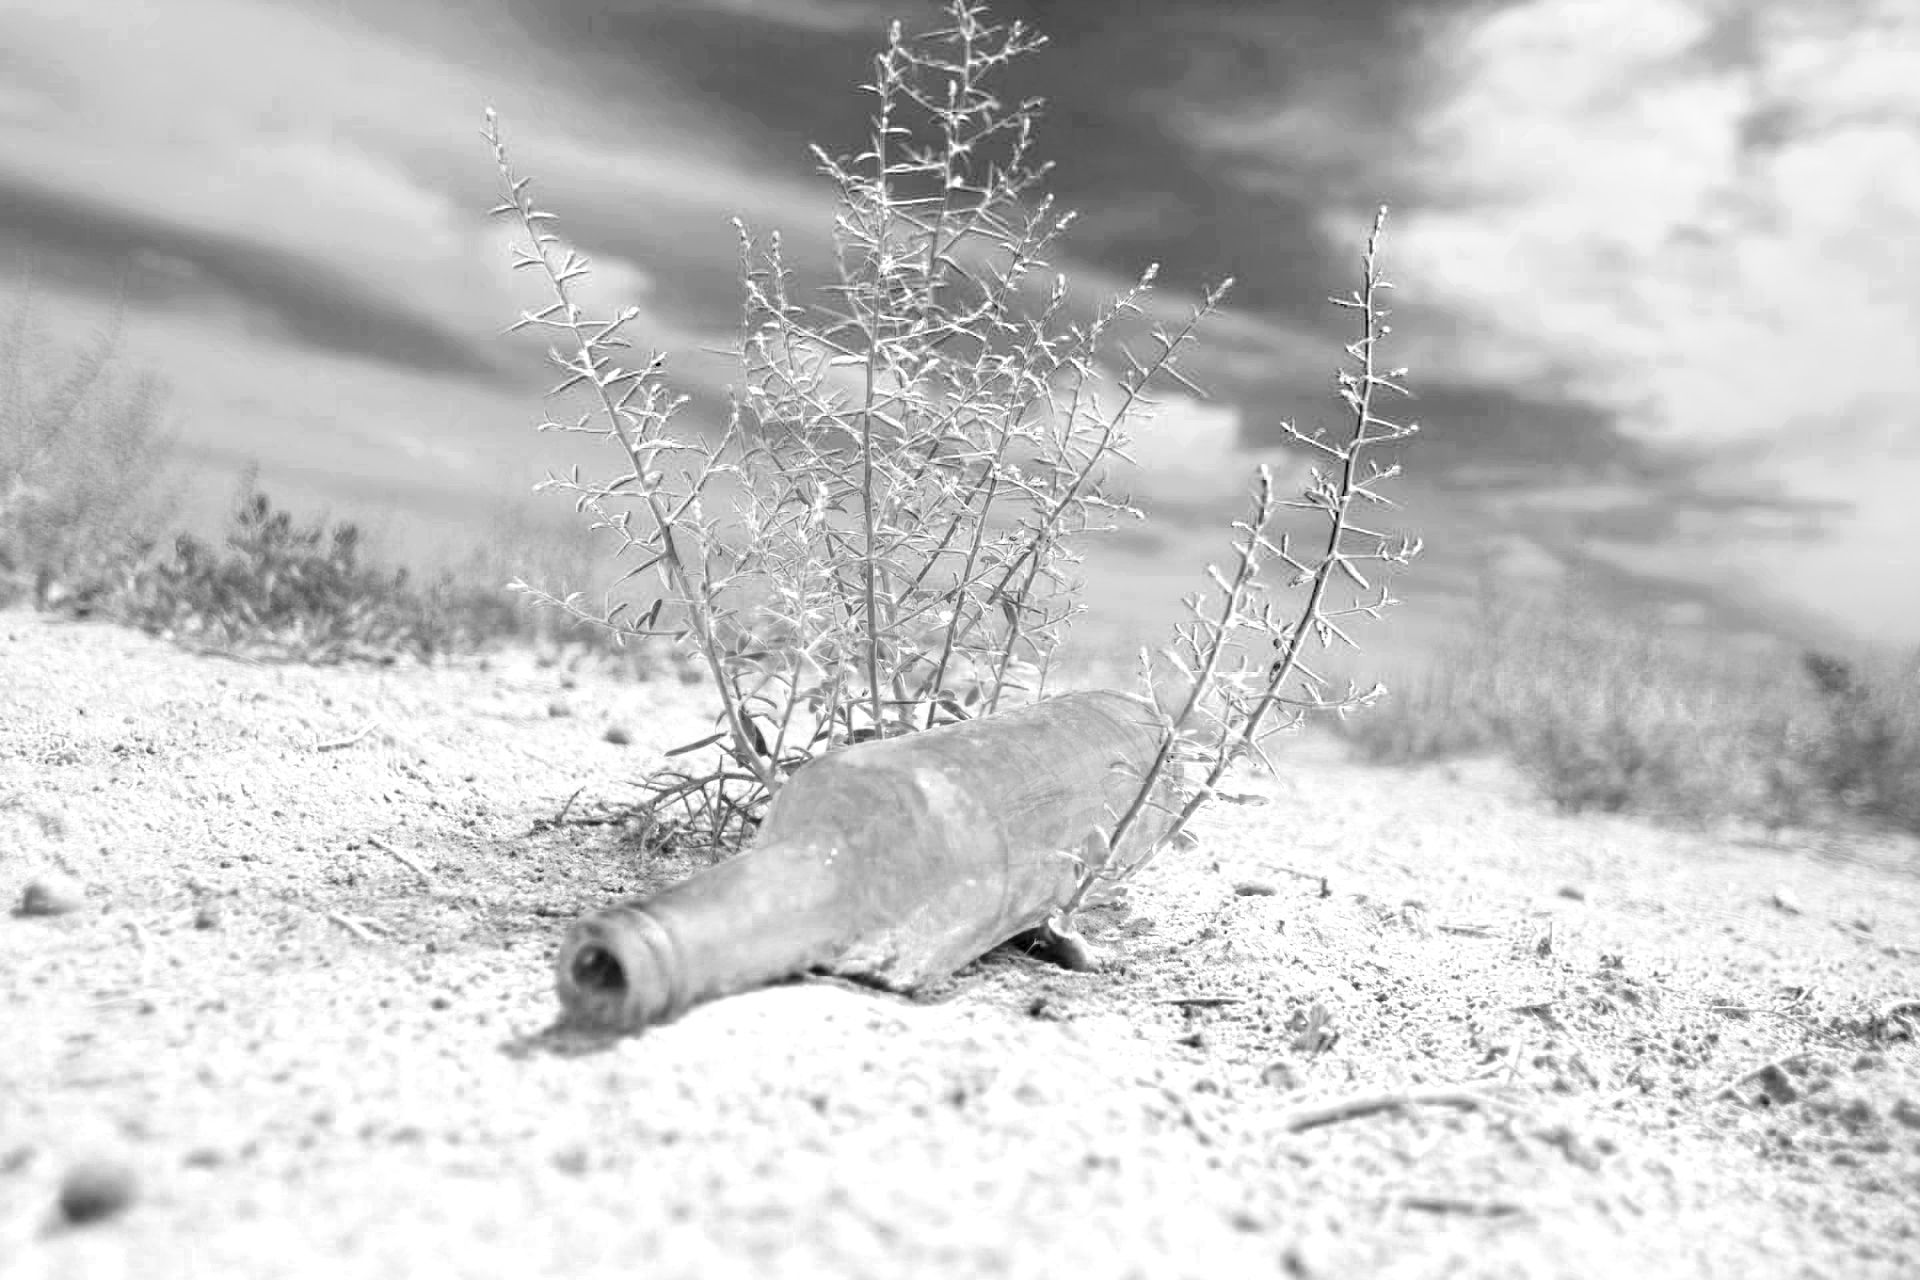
left=486, top=1, right=1231, bottom=853
left=486, top=0, right=1418, bottom=881
left=1046, top=209, right=1419, bottom=941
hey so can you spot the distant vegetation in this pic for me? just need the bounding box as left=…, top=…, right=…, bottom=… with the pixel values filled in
left=105, top=474, right=526, bottom=663
left=1336, top=587, right=1920, bottom=837
left=2, top=280, right=1914, bottom=838
left=0, top=286, right=174, bottom=610
left=0, top=280, right=678, bottom=672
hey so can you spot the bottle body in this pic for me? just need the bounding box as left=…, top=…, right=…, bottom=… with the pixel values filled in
left=555, top=689, right=1174, bottom=1032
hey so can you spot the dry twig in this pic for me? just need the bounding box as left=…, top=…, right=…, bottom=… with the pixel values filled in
left=1709, top=1053, right=1810, bottom=1104
left=1279, top=1085, right=1523, bottom=1134
left=1400, top=1195, right=1527, bottom=1218
left=316, top=722, right=379, bottom=752
left=325, top=912, right=385, bottom=944
left=365, top=835, right=435, bottom=885
left=122, top=918, right=151, bottom=986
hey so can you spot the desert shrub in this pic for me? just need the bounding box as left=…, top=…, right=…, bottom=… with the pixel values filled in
left=406, top=567, right=540, bottom=659
left=1511, top=681, right=1768, bottom=825
left=0, top=283, right=176, bottom=609
left=114, top=474, right=518, bottom=663
left=1496, top=613, right=1782, bottom=826
left=444, top=498, right=703, bottom=680
left=485, top=0, right=1419, bottom=881
left=1336, top=637, right=1505, bottom=765
left=0, top=270, right=651, bottom=667
left=1795, top=648, right=1920, bottom=832
left=1342, top=586, right=1920, bottom=834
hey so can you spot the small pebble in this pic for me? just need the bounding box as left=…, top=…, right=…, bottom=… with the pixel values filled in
left=603, top=726, right=632, bottom=746
left=1750, top=1063, right=1801, bottom=1106
left=58, top=1160, right=137, bottom=1225
left=1027, top=996, right=1068, bottom=1022
left=1557, top=885, right=1586, bottom=901
left=1260, top=1060, right=1301, bottom=1090
left=193, top=903, right=221, bottom=930
left=18, top=874, right=86, bottom=917
left=1232, top=880, right=1278, bottom=897
left=547, top=699, right=571, bottom=718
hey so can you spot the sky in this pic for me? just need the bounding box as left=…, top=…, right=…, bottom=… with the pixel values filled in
left=1, top=0, right=1916, bottom=657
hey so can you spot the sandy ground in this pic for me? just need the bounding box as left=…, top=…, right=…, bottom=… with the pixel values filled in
left=2, top=608, right=1917, bottom=1279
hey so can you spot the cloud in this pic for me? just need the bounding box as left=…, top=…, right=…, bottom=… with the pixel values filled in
left=0, top=1, right=510, bottom=375
left=662, top=0, right=899, bottom=32
left=1297, top=0, right=1920, bottom=644
left=1381, top=0, right=1920, bottom=454
left=0, top=175, right=501, bottom=381
left=1110, top=387, right=1265, bottom=512
left=0, top=0, right=830, bottom=377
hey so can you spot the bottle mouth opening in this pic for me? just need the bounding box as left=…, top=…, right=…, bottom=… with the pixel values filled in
left=569, top=943, right=628, bottom=996
left=557, top=907, right=681, bottom=1033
